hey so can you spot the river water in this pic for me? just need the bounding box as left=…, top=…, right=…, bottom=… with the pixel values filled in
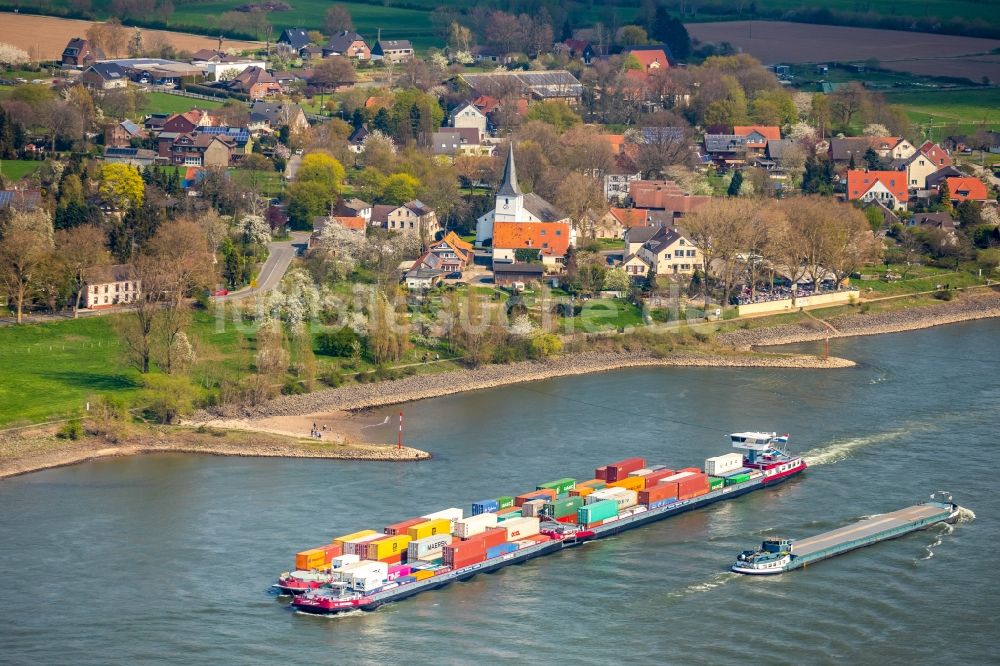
left=1, top=321, right=998, bottom=665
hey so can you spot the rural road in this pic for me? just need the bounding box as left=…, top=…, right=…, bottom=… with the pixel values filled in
left=215, top=232, right=309, bottom=302
left=284, top=154, right=302, bottom=180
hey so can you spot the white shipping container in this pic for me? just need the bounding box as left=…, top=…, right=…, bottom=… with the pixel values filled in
left=627, top=468, right=653, bottom=477
left=454, top=513, right=498, bottom=538
left=330, top=554, right=360, bottom=570
left=352, top=575, right=386, bottom=592
left=347, top=561, right=388, bottom=583
left=501, top=516, right=540, bottom=541
left=343, top=533, right=382, bottom=556
left=705, top=453, right=743, bottom=476
left=407, top=534, right=453, bottom=559
left=658, top=471, right=694, bottom=485
left=421, top=507, right=464, bottom=529
left=521, top=500, right=546, bottom=517
left=416, top=549, right=443, bottom=561
left=331, top=560, right=370, bottom=582
left=586, top=487, right=631, bottom=504
left=594, top=489, right=638, bottom=510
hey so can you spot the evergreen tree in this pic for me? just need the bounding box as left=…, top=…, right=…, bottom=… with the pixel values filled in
left=408, top=103, right=421, bottom=143
left=938, top=180, right=953, bottom=211
left=727, top=170, right=744, bottom=197
left=651, top=8, right=691, bottom=61
left=802, top=156, right=834, bottom=195
left=849, top=152, right=856, bottom=170
left=351, top=108, right=365, bottom=129
left=372, top=108, right=391, bottom=135
left=863, top=147, right=881, bottom=170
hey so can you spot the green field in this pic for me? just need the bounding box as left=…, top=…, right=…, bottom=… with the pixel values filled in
left=142, top=91, right=226, bottom=116
left=0, top=159, right=43, bottom=182
left=883, top=88, right=1000, bottom=141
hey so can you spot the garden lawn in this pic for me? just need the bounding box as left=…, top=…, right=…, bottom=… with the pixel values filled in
left=883, top=88, right=1000, bottom=141
left=142, top=91, right=226, bottom=116
left=0, top=159, right=44, bottom=181
left=561, top=298, right=645, bottom=333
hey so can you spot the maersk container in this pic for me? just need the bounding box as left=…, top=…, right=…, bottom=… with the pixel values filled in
left=536, top=478, right=576, bottom=494
left=705, top=452, right=743, bottom=476
left=454, top=513, right=498, bottom=539
left=496, top=496, right=515, bottom=510
left=724, top=473, right=751, bottom=485
left=486, top=542, right=518, bottom=559
left=407, top=534, right=452, bottom=559
left=577, top=498, right=618, bottom=524
left=471, top=499, right=500, bottom=516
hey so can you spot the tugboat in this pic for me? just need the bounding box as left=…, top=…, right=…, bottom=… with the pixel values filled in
left=732, top=538, right=794, bottom=575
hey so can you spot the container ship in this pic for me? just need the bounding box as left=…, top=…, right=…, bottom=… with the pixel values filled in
left=731, top=497, right=962, bottom=575
left=277, top=432, right=805, bottom=614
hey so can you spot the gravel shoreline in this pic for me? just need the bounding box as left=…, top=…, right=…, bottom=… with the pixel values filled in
left=718, top=291, right=1000, bottom=348
left=214, top=350, right=855, bottom=419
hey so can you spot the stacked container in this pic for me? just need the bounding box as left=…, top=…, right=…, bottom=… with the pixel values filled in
left=658, top=471, right=710, bottom=499
left=420, top=508, right=463, bottom=530
left=536, top=478, right=577, bottom=495
left=332, top=529, right=377, bottom=549
left=454, top=513, right=498, bottom=538
left=496, top=496, right=515, bottom=510
left=348, top=561, right=390, bottom=592
left=708, top=477, right=724, bottom=491
left=603, top=458, right=647, bottom=482
left=407, top=534, right=452, bottom=561
left=515, top=489, right=557, bottom=507
left=486, top=542, right=518, bottom=559
left=330, top=554, right=360, bottom=570
left=587, top=487, right=638, bottom=510
left=640, top=468, right=677, bottom=488
left=544, top=496, right=584, bottom=522
left=724, top=471, right=752, bottom=485
left=607, top=476, right=645, bottom=492
left=496, top=509, right=523, bottom=522
left=363, top=534, right=412, bottom=563
left=704, top=453, right=743, bottom=476
left=343, top=533, right=382, bottom=556
left=294, top=543, right=343, bottom=570
left=500, top=516, right=540, bottom=541
left=383, top=518, right=426, bottom=536
left=638, top=483, right=678, bottom=508
left=471, top=499, right=499, bottom=515
left=577, top=498, right=619, bottom=526
left=407, top=518, right=452, bottom=540
left=521, top=499, right=546, bottom=517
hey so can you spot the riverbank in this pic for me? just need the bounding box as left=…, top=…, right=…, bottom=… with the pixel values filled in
left=0, top=425, right=430, bottom=480
left=719, top=289, right=1000, bottom=348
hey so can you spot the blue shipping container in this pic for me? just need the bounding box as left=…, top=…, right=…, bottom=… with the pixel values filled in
left=649, top=498, right=678, bottom=509
left=486, top=543, right=518, bottom=559
left=472, top=499, right=500, bottom=515
left=396, top=575, right=417, bottom=584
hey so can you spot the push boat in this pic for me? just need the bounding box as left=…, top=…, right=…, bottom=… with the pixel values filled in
left=279, top=432, right=807, bottom=615
left=732, top=494, right=962, bottom=575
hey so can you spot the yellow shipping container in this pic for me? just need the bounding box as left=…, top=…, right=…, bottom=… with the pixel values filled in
left=569, top=486, right=595, bottom=498
left=407, top=518, right=452, bottom=540
left=412, top=569, right=435, bottom=581
left=607, top=476, right=645, bottom=492
left=368, top=535, right=412, bottom=560
left=333, top=529, right=377, bottom=547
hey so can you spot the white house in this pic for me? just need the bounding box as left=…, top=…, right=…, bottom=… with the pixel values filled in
left=449, top=102, right=488, bottom=139
left=203, top=60, right=267, bottom=82
left=84, top=264, right=140, bottom=309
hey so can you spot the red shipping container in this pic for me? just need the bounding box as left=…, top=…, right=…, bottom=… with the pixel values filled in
left=679, top=467, right=702, bottom=474
left=384, top=517, right=426, bottom=536
left=555, top=515, right=577, bottom=524
left=448, top=552, right=485, bottom=569
left=642, top=469, right=676, bottom=488
left=595, top=466, right=608, bottom=480
left=462, top=527, right=507, bottom=551
left=605, top=457, right=646, bottom=482
left=639, top=484, right=678, bottom=505
left=376, top=552, right=404, bottom=565
left=676, top=473, right=709, bottom=500
left=515, top=489, right=557, bottom=507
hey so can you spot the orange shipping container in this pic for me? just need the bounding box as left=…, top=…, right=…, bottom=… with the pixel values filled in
left=412, top=569, right=435, bottom=581
left=497, top=506, right=520, bottom=516
left=295, top=543, right=342, bottom=570
left=680, top=467, right=702, bottom=474
left=515, top=489, right=557, bottom=507
left=676, top=473, right=710, bottom=500
left=569, top=486, right=595, bottom=498
left=638, top=484, right=677, bottom=505
left=607, top=476, right=645, bottom=492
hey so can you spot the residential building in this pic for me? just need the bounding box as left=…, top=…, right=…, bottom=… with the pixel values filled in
left=704, top=134, right=749, bottom=166
left=426, top=231, right=473, bottom=272
left=448, top=102, right=488, bottom=139
left=493, top=262, right=545, bottom=286
left=228, top=66, right=282, bottom=99
left=624, top=226, right=700, bottom=276
left=80, top=62, right=128, bottom=90
left=335, top=198, right=372, bottom=223
left=299, top=46, right=324, bottom=61
left=629, top=179, right=685, bottom=208
left=871, top=136, right=916, bottom=160
left=594, top=207, right=650, bottom=239
left=203, top=59, right=267, bottom=82
left=603, top=155, right=642, bottom=204
left=384, top=200, right=441, bottom=239
left=621, top=252, right=653, bottom=279
left=405, top=254, right=445, bottom=291
left=622, top=47, right=670, bottom=83
left=431, top=128, right=493, bottom=157
left=909, top=212, right=957, bottom=231
left=561, top=39, right=594, bottom=64
left=195, top=126, right=252, bottom=157
left=277, top=28, right=312, bottom=52
left=323, top=31, right=370, bottom=60
left=103, top=146, right=158, bottom=167
left=492, top=221, right=573, bottom=266
left=309, top=215, right=366, bottom=249
left=372, top=39, right=414, bottom=64
left=924, top=166, right=963, bottom=191
left=944, top=177, right=989, bottom=202
left=0, top=189, right=42, bottom=212
left=169, top=132, right=234, bottom=167
left=917, top=141, right=952, bottom=168
left=248, top=100, right=309, bottom=134
left=830, top=137, right=873, bottom=164
left=61, top=37, right=102, bottom=68
left=348, top=124, right=370, bottom=153
left=846, top=169, right=909, bottom=210
left=105, top=119, right=147, bottom=148
left=83, top=265, right=140, bottom=309
left=895, top=150, right=942, bottom=190
left=733, top=125, right=781, bottom=154
left=476, top=144, right=572, bottom=246
left=370, top=204, right=395, bottom=229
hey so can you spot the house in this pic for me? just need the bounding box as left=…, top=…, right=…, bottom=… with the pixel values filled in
left=83, top=264, right=140, bottom=309
left=562, top=39, right=594, bottom=64
left=448, top=102, right=488, bottom=139
left=371, top=39, right=414, bottom=64
left=458, top=71, right=584, bottom=105
left=105, top=119, right=147, bottom=148
left=0, top=189, right=42, bottom=212
left=944, top=177, right=989, bottom=202
left=103, top=146, right=158, bottom=167
left=704, top=134, right=749, bottom=166
left=621, top=252, right=654, bottom=280
left=871, top=136, right=916, bottom=160
left=299, top=46, right=324, bottom=61
left=405, top=256, right=446, bottom=291
left=493, top=262, right=545, bottom=287
left=830, top=137, right=874, bottom=164
left=335, top=198, right=372, bottom=223
left=383, top=200, right=441, bottom=239
left=309, top=215, right=366, bottom=249
left=917, top=141, right=952, bottom=168
left=633, top=226, right=701, bottom=276
left=909, top=212, right=957, bottom=231
left=228, top=66, right=282, bottom=99
left=476, top=144, right=572, bottom=246
left=278, top=28, right=312, bottom=52
left=629, top=179, right=685, bottom=209
left=846, top=169, right=909, bottom=210
left=195, top=126, right=252, bottom=157
left=143, top=113, right=171, bottom=133
left=894, top=150, right=942, bottom=190
left=492, top=221, right=572, bottom=266
left=764, top=138, right=798, bottom=165
left=622, top=47, right=670, bottom=82
left=169, top=132, right=234, bottom=167
left=248, top=100, right=309, bottom=134
left=61, top=37, right=102, bottom=68
left=733, top=126, right=781, bottom=154
left=595, top=207, right=650, bottom=239
left=603, top=155, right=642, bottom=204
left=924, top=166, right=963, bottom=191
left=348, top=124, right=370, bottom=153
left=162, top=110, right=214, bottom=135
left=203, top=59, right=267, bottom=82
left=370, top=204, right=395, bottom=229
left=323, top=31, right=371, bottom=60
left=426, top=231, right=473, bottom=272
left=431, top=128, right=492, bottom=157
left=79, top=62, right=128, bottom=90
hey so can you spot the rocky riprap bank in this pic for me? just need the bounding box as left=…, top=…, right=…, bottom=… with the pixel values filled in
left=222, top=350, right=854, bottom=419
left=719, top=291, right=1000, bottom=348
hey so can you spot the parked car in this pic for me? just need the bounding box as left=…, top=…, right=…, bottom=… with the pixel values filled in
left=446, top=271, right=463, bottom=279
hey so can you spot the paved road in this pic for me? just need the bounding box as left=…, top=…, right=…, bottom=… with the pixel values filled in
left=215, top=232, right=309, bottom=302
left=284, top=154, right=302, bottom=180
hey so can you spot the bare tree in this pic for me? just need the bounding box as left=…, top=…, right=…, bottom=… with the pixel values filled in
left=324, top=5, right=354, bottom=36
left=683, top=198, right=745, bottom=309
left=0, top=210, right=53, bottom=323
left=56, top=224, right=111, bottom=318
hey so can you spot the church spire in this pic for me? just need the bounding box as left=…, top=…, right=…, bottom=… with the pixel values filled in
left=497, top=142, right=522, bottom=197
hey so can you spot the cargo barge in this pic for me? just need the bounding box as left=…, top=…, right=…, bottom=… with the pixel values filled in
left=279, top=432, right=805, bottom=614
left=732, top=498, right=962, bottom=575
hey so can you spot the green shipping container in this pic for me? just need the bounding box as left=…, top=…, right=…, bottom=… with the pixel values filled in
left=496, top=496, right=515, bottom=510
left=537, top=478, right=577, bottom=494
left=497, top=510, right=523, bottom=522
left=708, top=477, right=724, bottom=490
left=724, top=474, right=751, bottom=486
left=577, top=499, right=619, bottom=524
left=545, top=496, right=584, bottom=518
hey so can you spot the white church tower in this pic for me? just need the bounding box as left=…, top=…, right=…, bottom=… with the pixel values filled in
left=494, top=142, right=524, bottom=223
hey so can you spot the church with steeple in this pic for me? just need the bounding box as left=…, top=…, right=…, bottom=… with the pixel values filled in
left=476, top=144, right=572, bottom=258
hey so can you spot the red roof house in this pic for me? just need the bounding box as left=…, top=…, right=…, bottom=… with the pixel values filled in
left=944, top=177, right=988, bottom=202
left=847, top=169, right=909, bottom=209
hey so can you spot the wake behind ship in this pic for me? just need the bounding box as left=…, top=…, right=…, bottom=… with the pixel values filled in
left=276, top=432, right=805, bottom=614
